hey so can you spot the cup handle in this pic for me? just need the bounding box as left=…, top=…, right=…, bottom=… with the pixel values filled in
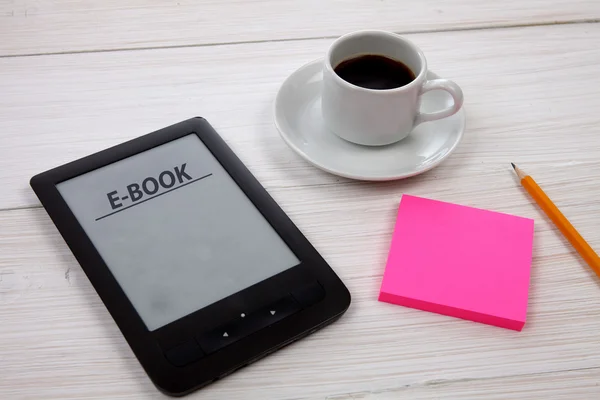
left=414, top=79, right=464, bottom=126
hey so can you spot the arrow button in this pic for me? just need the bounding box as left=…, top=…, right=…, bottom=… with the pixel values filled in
left=197, top=324, right=242, bottom=354
left=258, top=295, right=301, bottom=327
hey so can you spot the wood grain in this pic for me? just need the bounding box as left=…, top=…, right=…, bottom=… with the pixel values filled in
left=0, top=0, right=599, bottom=57
left=317, top=368, right=600, bottom=399
left=2, top=23, right=600, bottom=212
left=2, top=17, right=600, bottom=400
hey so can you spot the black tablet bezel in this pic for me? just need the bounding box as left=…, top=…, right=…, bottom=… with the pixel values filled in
left=30, top=117, right=351, bottom=396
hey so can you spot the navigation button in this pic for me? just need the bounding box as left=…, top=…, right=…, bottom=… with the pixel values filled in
left=255, top=295, right=300, bottom=326
left=292, top=281, right=325, bottom=308
left=197, top=322, right=243, bottom=354
left=197, top=295, right=302, bottom=354
left=164, top=340, right=205, bottom=367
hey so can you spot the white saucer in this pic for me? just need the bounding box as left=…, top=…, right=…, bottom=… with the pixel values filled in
left=274, top=59, right=466, bottom=181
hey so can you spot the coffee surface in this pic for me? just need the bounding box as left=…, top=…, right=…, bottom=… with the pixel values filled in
left=334, top=54, right=416, bottom=90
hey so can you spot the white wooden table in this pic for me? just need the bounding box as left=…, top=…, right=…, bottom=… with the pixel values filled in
left=2, top=1, right=600, bottom=399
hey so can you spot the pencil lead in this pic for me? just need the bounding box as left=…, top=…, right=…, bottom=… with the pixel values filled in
left=511, top=162, right=516, bottom=170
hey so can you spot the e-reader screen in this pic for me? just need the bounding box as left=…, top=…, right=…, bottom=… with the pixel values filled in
left=56, top=134, right=300, bottom=331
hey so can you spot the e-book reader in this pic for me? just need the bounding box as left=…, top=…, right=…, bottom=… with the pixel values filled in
left=30, top=117, right=351, bottom=396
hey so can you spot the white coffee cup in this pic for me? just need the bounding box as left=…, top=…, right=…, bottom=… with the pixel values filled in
left=321, top=30, right=464, bottom=146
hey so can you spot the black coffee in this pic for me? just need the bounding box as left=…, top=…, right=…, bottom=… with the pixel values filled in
left=334, top=54, right=416, bottom=90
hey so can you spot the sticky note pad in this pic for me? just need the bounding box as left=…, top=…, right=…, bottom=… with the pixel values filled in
left=379, top=195, right=534, bottom=331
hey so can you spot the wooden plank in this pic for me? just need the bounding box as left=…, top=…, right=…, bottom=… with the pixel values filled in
left=1, top=23, right=600, bottom=212
left=319, top=368, right=600, bottom=399
left=0, top=0, right=599, bottom=56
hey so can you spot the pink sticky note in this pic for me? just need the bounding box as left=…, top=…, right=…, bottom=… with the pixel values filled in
left=379, top=195, right=534, bottom=331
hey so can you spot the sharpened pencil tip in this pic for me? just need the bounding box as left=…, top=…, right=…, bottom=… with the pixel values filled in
left=511, top=162, right=516, bottom=170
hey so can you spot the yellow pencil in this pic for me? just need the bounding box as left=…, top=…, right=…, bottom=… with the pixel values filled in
left=512, top=163, right=600, bottom=278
